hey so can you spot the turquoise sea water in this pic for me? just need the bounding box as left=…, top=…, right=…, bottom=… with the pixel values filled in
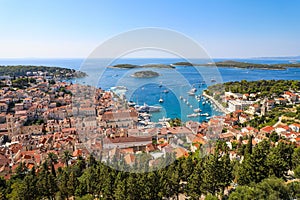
left=1, top=58, right=300, bottom=122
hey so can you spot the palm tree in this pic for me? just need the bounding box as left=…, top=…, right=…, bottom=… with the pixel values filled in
left=62, top=150, right=72, bottom=167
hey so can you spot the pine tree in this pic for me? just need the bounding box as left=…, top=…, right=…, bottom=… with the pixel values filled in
left=186, top=160, right=203, bottom=200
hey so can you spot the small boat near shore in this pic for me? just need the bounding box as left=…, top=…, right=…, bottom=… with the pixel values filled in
left=159, top=117, right=171, bottom=122
left=128, top=101, right=136, bottom=107
left=187, top=113, right=198, bottom=118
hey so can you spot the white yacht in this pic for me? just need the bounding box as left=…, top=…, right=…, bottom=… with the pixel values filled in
left=187, top=113, right=198, bottom=118
left=159, top=117, right=171, bottom=122
left=200, top=113, right=210, bottom=117
left=194, top=108, right=202, bottom=113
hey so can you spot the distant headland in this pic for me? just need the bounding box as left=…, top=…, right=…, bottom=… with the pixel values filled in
left=0, top=65, right=87, bottom=79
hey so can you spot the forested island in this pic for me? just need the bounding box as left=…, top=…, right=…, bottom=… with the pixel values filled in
left=131, top=70, right=160, bottom=78
left=172, top=60, right=300, bottom=70
left=110, top=63, right=174, bottom=69
left=110, top=60, right=300, bottom=70
left=0, top=65, right=87, bottom=79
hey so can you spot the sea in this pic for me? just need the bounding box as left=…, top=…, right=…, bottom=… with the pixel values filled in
left=1, top=58, right=300, bottom=122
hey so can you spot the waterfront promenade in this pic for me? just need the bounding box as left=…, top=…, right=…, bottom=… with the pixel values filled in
left=203, top=92, right=230, bottom=114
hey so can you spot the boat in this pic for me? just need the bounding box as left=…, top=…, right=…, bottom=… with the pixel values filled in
left=202, top=102, right=206, bottom=105
left=159, top=98, right=164, bottom=103
left=190, top=105, right=193, bottom=108
left=188, top=91, right=195, bottom=96
left=159, top=81, right=163, bottom=88
left=128, top=101, right=136, bottom=107
left=187, top=113, right=198, bottom=118
left=136, top=103, right=162, bottom=112
left=188, top=88, right=196, bottom=96
left=211, top=78, right=216, bottom=83
left=200, top=113, right=210, bottom=116
left=183, top=99, right=187, bottom=102
left=180, top=96, right=183, bottom=100
left=163, top=90, right=169, bottom=93
left=159, top=117, right=171, bottom=122
left=194, top=108, right=202, bottom=113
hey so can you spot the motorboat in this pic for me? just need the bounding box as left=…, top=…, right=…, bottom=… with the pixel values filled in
left=188, top=89, right=196, bottom=96
left=159, top=117, right=171, bottom=122
left=194, top=108, right=202, bottom=113
left=187, top=113, right=198, bottom=118
left=200, top=113, right=210, bottom=116
left=159, top=98, right=164, bottom=103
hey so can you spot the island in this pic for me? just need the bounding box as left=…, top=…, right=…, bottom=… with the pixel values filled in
left=0, top=65, right=87, bottom=79
left=110, top=63, right=174, bottom=69
left=172, top=60, right=300, bottom=70
left=131, top=70, right=160, bottom=78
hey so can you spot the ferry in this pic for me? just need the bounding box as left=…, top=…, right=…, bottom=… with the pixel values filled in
left=136, top=103, right=161, bottom=112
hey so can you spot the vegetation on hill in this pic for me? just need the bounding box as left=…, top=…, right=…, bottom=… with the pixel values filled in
left=208, top=80, right=300, bottom=97
left=1, top=139, right=299, bottom=199
left=0, top=65, right=87, bottom=79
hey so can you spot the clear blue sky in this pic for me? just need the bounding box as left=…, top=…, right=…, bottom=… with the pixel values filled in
left=0, top=0, right=299, bottom=58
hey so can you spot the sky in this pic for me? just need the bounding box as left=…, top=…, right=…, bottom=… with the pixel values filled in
left=0, top=0, right=299, bottom=58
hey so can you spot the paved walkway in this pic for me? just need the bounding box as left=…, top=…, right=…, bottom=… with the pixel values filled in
left=203, top=92, right=230, bottom=114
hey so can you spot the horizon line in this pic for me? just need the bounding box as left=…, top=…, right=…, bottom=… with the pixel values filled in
left=0, top=55, right=299, bottom=60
